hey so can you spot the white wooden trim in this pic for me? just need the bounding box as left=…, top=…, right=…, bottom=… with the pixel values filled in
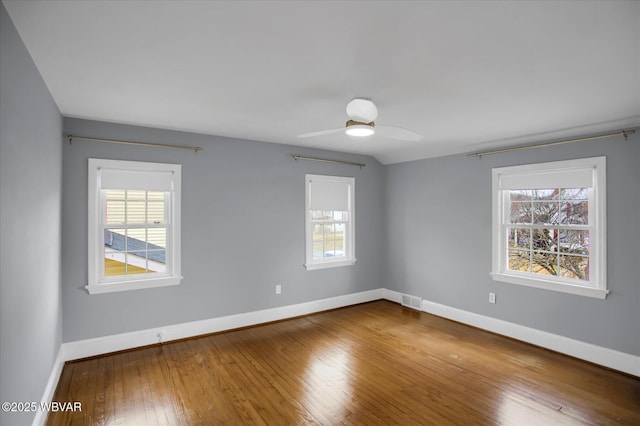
left=32, top=349, right=67, bottom=426
left=87, top=158, right=182, bottom=295
left=490, top=272, right=609, bottom=299
left=61, top=289, right=383, bottom=361
left=491, top=156, right=607, bottom=297
left=382, top=288, right=403, bottom=304
left=418, top=297, right=639, bottom=377
left=35, top=287, right=638, bottom=425
left=304, top=174, right=355, bottom=271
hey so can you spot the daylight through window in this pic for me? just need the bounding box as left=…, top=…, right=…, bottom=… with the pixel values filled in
left=491, top=157, right=607, bottom=299
left=103, top=189, right=168, bottom=277
left=87, top=159, right=182, bottom=294
left=305, top=174, right=355, bottom=270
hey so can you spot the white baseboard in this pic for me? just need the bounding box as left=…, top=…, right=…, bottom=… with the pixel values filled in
left=33, top=289, right=383, bottom=426
left=383, top=290, right=639, bottom=377
left=64, top=287, right=638, bottom=377
left=35, top=287, right=637, bottom=425
left=61, top=288, right=384, bottom=362
left=32, top=349, right=67, bottom=426
left=382, top=288, right=403, bottom=304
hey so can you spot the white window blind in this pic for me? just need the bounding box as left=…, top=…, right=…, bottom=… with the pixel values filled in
left=305, top=174, right=355, bottom=271
left=308, top=178, right=351, bottom=211
left=498, top=168, right=594, bottom=190
left=87, top=158, right=182, bottom=295
left=99, top=168, right=174, bottom=191
left=491, top=156, right=607, bottom=299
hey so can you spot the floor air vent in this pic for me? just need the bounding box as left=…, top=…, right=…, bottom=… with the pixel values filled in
left=401, top=294, right=422, bottom=311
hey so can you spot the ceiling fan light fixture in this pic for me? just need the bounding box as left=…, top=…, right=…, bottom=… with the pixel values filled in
left=345, top=125, right=375, bottom=137
left=297, top=99, right=422, bottom=141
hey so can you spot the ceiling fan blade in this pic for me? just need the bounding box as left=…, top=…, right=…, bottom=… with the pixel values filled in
left=376, top=125, right=423, bottom=141
left=297, top=128, right=344, bottom=138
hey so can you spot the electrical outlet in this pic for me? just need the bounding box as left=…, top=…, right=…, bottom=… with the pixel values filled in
left=275, top=284, right=282, bottom=294
left=489, top=292, right=496, bottom=304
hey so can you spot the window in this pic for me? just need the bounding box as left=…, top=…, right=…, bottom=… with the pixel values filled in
left=491, top=157, right=607, bottom=299
left=305, top=174, right=355, bottom=270
left=87, top=159, right=182, bottom=294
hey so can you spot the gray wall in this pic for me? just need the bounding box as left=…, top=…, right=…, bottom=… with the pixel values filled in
left=2, top=4, right=638, bottom=421
left=0, top=4, right=63, bottom=425
left=61, top=118, right=385, bottom=341
left=385, top=131, right=640, bottom=356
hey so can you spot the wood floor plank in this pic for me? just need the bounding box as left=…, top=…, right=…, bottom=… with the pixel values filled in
left=46, top=301, right=640, bottom=425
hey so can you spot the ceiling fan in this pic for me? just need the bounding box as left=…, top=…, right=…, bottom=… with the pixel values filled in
left=298, top=98, right=423, bottom=141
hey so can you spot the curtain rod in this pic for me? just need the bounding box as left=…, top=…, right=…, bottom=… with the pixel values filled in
left=466, top=129, right=635, bottom=158
left=292, top=155, right=366, bottom=169
left=68, top=135, right=203, bottom=154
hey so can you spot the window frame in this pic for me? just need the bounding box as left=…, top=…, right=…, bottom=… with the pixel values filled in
left=304, top=174, right=356, bottom=271
left=87, top=158, right=182, bottom=294
left=491, top=157, right=608, bottom=299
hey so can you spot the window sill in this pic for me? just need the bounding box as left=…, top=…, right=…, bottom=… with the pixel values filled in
left=490, top=272, right=608, bottom=299
left=304, top=258, right=356, bottom=271
left=86, top=276, right=182, bottom=295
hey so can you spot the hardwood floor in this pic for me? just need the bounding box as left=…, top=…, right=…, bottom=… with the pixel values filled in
left=47, top=300, right=640, bottom=425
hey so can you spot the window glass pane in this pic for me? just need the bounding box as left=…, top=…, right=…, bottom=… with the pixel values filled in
left=125, top=190, right=146, bottom=224
left=531, top=251, right=558, bottom=276
left=105, top=199, right=125, bottom=224
left=561, top=188, right=588, bottom=200
left=147, top=191, right=165, bottom=224
left=90, top=159, right=181, bottom=291
left=147, top=191, right=165, bottom=201
left=147, top=228, right=167, bottom=249
left=323, top=224, right=335, bottom=239
left=104, top=229, right=125, bottom=251
left=103, top=228, right=168, bottom=276
left=510, top=202, right=531, bottom=224
left=334, top=223, right=345, bottom=255
left=333, top=211, right=348, bottom=221
left=532, top=228, right=557, bottom=252
left=495, top=159, right=603, bottom=291
left=532, top=201, right=558, bottom=224
left=559, top=230, right=589, bottom=255
left=146, top=249, right=166, bottom=272
left=127, top=250, right=149, bottom=274
left=560, top=201, right=588, bottom=225
left=127, top=228, right=146, bottom=245
left=127, top=190, right=146, bottom=200
left=305, top=175, right=354, bottom=268
left=106, top=189, right=126, bottom=198
left=508, top=228, right=530, bottom=249
left=104, top=190, right=126, bottom=224
left=508, top=249, right=530, bottom=273
left=312, top=224, right=323, bottom=241
left=509, top=190, right=532, bottom=201
left=560, top=255, right=589, bottom=281
left=312, top=242, right=323, bottom=260
left=532, top=189, right=556, bottom=200
left=126, top=201, right=145, bottom=223
left=104, top=228, right=126, bottom=277
left=326, top=240, right=336, bottom=256
left=104, top=251, right=127, bottom=277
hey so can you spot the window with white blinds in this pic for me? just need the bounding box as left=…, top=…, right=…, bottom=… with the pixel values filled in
left=491, top=157, right=607, bottom=299
left=305, top=174, right=355, bottom=271
left=87, top=158, right=182, bottom=294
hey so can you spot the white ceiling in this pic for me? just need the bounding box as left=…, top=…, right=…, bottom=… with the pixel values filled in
left=4, top=0, right=639, bottom=164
